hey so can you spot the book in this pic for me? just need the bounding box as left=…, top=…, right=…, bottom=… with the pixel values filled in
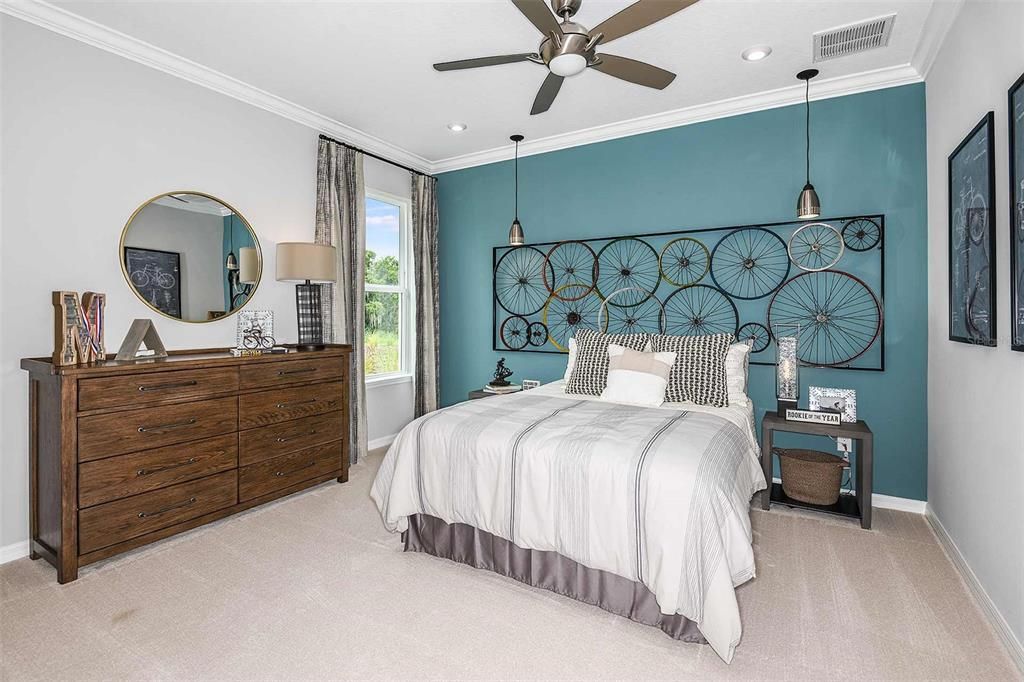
left=483, top=384, right=521, bottom=394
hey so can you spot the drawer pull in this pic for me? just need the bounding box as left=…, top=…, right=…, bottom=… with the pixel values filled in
left=275, top=461, right=317, bottom=477
left=137, top=457, right=198, bottom=477
left=138, top=418, right=197, bottom=434
left=138, top=496, right=197, bottom=518
left=276, top=429, right=317, bottom=444
left=277, top=368, right=317, bottom=376
left=275, top=398, right=317, bottom=409
left=138, top=380, right=199, bottom=392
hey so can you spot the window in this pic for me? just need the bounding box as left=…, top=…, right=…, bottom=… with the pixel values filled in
left=364, top=190, right=412, bottom=381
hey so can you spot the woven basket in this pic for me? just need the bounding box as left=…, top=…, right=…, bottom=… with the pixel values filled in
left=776, top=448, right=846, bottom=505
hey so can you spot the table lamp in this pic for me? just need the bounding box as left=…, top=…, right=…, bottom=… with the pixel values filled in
left=276, top=242, right=337, bottom=351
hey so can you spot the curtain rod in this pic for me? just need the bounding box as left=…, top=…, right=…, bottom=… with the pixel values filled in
left=318, top=134, right=434, bottom=179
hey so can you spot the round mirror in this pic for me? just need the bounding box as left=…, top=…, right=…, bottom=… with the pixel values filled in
left=120, top=192, right=262, bottom=322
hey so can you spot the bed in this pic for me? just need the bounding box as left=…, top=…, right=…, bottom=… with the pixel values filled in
left=370, top=379, right=766, bottom=663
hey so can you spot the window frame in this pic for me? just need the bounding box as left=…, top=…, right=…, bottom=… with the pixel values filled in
left=364, top=188, right=414, bottom=385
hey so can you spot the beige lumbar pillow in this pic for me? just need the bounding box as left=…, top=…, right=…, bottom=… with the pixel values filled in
left=600, top=344, right=677, bottom=407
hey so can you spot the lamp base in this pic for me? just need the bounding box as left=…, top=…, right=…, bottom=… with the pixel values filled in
left=777, top=399, right=798, bottom=418
left=294, top=343, right=326, bottom=352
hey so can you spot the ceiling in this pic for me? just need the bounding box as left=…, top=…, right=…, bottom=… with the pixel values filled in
left=36, top=0, right=951, bottom=170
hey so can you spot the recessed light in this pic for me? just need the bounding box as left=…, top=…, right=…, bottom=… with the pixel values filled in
left=742, top=45, right=772, bottom=62
left=447, top=122, right=467, bottom=132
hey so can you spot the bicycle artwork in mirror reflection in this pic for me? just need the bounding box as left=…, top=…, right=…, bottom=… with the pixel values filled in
left=493, top=214, right=885, bottom=371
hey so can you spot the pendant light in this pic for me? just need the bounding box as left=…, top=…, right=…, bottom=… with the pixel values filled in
left=225, top=214, right=239, bottom=271
left=508, top=134, right=525, bottom=246
left=796, top=69, right=821, bottom=220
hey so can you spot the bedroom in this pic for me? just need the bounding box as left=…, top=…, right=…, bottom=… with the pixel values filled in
left=1, top=0, right=1021, bottom=679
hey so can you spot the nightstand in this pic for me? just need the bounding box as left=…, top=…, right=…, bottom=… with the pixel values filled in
left=468, top=388, right=521, bottom=400
left=760, top=411, right=874, bottom=529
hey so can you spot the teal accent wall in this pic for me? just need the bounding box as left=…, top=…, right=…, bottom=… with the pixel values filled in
left=437, top=83, right=928, bottom=501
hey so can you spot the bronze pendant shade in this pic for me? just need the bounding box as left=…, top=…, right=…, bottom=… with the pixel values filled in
left=796, top=69, right=821, bottom=220
left=509, top=134, right=525, bottom=245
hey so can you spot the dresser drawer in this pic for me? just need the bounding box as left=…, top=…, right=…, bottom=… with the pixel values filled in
left=238, top=412, right=344, bottom=467
left=239, top=382, right=344, bottom=430
left=239, top=357, right=345, bottom=391
left=78, top=367, right=239, bottom=411
left=79, top=396, right=238, bottom=462
left=79, top=470, right=237, bottom=554
left=79, top=434, right=237, bottom=508
left=239, top=441, right=342, bottom=501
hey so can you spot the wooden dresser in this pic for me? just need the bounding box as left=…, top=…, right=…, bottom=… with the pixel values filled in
left=21, top=345, right=351, bottom=583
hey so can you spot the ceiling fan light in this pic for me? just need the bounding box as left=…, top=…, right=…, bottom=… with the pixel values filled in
left=509, top=219, right=525, bottom=246
left=797, top=183, right=821, bottom=220
left=549, top=53, right=587, bottom=77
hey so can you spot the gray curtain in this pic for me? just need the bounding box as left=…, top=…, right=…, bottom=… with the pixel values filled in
left=314, top=138, right=368, bottom=465
left=412, top=173, right=440, bottom=417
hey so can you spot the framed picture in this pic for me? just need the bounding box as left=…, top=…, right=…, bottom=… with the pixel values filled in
left=1010, top=71, right=1024, bottom=351
left=948, top=112, right=997, bottom=346
left=808, top=386, right=857, bottom=423
left=123, top=247, right=182, bottom=319
left=236, top=310, right=274, bottom=348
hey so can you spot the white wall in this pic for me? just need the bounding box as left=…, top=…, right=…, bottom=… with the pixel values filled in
left=0, top=17, right=414, bottom=554
left=926, top=0, right=1024, bottom=653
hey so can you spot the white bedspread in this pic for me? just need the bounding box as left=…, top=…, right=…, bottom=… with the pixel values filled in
left=371, top=383, right=766, bottom=662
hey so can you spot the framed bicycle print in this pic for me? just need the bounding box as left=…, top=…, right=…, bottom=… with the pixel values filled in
left=123, top=247, right=182, bottom=319
left=1010, top=72, right=1024, bottom=351
left=948, top=112, right=997, bottom=346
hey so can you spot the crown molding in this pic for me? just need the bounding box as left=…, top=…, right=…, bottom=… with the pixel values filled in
left=910, top=0, right=964, bottom=79
left=431, top=63, right=923, bottom=173
left=0, top=0, right=434, bottom=174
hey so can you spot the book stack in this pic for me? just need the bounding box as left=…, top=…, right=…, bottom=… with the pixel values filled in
left=483, top=383, right=521, bottom=394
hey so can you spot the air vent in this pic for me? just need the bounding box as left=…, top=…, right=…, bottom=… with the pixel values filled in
left=813, top=15, right=895, bottom=62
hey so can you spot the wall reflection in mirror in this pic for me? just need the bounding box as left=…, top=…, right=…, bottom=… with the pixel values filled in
left=120, top=192, right=262, bottom=323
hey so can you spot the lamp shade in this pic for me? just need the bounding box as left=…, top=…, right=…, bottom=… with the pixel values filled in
left=276, top=242, right=337, bottom=283
left=238, top=247, right=260, bottom=284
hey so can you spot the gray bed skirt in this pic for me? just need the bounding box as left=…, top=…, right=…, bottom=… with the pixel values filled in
left=403, top=513, right=706, bottom=644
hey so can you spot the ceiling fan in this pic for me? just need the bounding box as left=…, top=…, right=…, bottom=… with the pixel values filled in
left=433, top=0, right=698, bottom=115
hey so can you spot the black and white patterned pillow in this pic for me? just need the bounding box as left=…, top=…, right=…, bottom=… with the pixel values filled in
left=565, top=329, right=649, bottom=396
left=650, top=333, right=734, bottom=407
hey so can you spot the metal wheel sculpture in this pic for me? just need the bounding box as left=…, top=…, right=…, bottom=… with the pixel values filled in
left=662, top=284, right=738, bottom=337
left=527, top=321, right=549, bottom=347
left=788, top=222, right=845, bottom=272
left=494, top=246, right=551, bottom=316
left=543, top=240, right=598, bottom=300
left=737, top=322, right=771, bottom=353
left=659, top=237, right=710, bottom=287
left=841, top=218, right=881, bottom=252
left=966, top=266, right=991, bottom=341
left=542, top=285, right=606, bottom=351
left=710, top=227, right=791, bottom=299
left=499, top=315, right=530, bottom=350
left=767, top=271, right=882, bottom=367
left=597, top=287, right=666, bottom=335
left=596, top=237, right=661, bottom=306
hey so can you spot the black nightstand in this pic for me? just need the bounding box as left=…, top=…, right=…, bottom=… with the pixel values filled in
left=760, top=411, right=874, bottom=529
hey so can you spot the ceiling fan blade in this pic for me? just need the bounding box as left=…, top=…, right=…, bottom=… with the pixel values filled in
left=511, top=0, right=562, bottom=36
left=531, top=72, right=564, bottom=115
left=434, top=53, right=537, bottom=71
left=592, top=54, right=676, bottom=89
left=591, top=0, right=699, bottom=44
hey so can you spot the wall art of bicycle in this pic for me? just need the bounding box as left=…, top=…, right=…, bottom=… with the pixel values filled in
left=492, top=214, right=885, bottom=371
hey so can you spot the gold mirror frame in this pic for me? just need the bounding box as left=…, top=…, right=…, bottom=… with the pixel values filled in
left=119, top=191, right=263, bottom=324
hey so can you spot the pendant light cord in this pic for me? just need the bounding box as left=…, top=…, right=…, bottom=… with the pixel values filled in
left=805, top=78, right=811, bottom=185
left=514, top=139, right=519, bottom=220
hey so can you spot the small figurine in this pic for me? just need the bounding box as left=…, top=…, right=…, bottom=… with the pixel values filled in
left=489, top=358, right=514, bottom=387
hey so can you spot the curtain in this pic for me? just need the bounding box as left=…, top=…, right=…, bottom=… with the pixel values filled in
left=412, top=173, right=440, bottom=417
left=314, top=138, right=368, bottom=465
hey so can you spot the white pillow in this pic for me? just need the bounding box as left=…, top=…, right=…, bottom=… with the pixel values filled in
left=600, top=344, right=676, bottom=407
left=562, top=337, right=578, bottom=382
left=725, top=341, right=752, bottom=406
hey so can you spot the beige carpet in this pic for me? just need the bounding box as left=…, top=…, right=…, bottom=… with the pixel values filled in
left=2, top=448, right=1019, bottom=681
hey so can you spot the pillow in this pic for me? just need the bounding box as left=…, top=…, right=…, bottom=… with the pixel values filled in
left=565, top=329, right=649, bottom=396
left=725, top=340, right=753, bottom=407
left=650, top=333, right=734, bottom=407
left=562, top=337, right=578, bottom=382
left=600, top=345, right=676, bottom=407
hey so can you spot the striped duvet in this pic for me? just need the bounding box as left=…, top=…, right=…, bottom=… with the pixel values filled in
left=370, top=389, right=766, bottom=662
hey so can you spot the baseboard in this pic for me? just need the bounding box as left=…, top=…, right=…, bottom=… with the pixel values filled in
left=0, top=540, right=30, bottom=565
left=367, top=433, right=398, bottom=451
left=926, top=507, right=1024, bottom=674
left=770, top=477, right=926, bottom=514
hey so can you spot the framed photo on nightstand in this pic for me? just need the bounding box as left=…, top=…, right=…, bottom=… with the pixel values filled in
left=808, top=386, right=857, bottom=423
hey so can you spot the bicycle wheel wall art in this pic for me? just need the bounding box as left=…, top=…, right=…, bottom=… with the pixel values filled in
left=123, top=247, right=182, bottom=319
left=948, top=112, right=997, bottom=346
left=493, top=213, right=886, bottom=371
